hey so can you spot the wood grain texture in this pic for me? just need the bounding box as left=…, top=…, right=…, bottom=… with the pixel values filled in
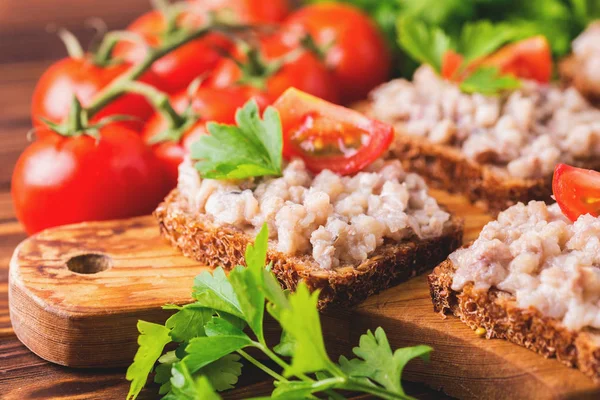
left=10, top=186, right=599, bottom=399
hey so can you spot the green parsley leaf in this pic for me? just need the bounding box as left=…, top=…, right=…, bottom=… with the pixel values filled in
left=271, top=378, right=344, bottom=399
left=338, top=327, right=432, bottom=396
left=154, top=351, right=178, bottom=395
left=192, top=268, right=243, bottom=319
left=165, top=304, right=214, bottom=342
left=458, top=21, right=524, bottom=64
left=197, top=354, right=243, bottom=392
left=228, top=224, right=269, bottom=342
left=167, top=363, right=221, bottom=400
left=279, top=283, right=332, bottom=376
left=459, top=66, right=521, bottom=95
left=397, top=16, right=452, bottom=73
left=183, top=318, right=253, bottom=374
left=126, top=321, right=172, bottom=400
left=191, top=99, right=283, bottom=180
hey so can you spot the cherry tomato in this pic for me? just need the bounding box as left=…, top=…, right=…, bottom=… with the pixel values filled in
left=281, top=3, right=391, bottom=103
left=113, top=10, right=232, bottom=93
left=273, top=88, right=393, bottom=175
left=31, top=57, right=159, bottom=132
left=12, top=124, right=168, bottom=234
left=187, top=0, right=289, bottom=23
left=143, top=87, right=269, bottom=188
left=552, top=164, right=600, bottom=222
left=207, top=36, right=340, bottom=104
left=442, top=36, right=553, bottom=83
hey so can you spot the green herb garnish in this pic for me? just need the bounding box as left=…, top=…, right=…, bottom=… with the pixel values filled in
left=126, top=224, right=432, bottom=399
left=459, top=66, right=521, bottom=95
left=191, top=100, right=283, bottom=180
left=397, top=17, right=525, bottom=94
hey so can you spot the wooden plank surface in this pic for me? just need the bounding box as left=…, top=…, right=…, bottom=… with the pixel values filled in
left=0, top=1, right=450, bottom=398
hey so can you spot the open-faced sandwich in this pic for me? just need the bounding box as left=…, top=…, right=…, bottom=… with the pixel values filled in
left=429, top=164, right=600, bottom=380
left=361, top=34, right=600, bottom=214
left=155, top=88, right=463, bottom=309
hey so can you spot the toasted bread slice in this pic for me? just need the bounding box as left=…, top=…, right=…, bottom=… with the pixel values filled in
left=429, top=259, right=600, bottom=381
left=155, top=189, right=463, bottom=309
left=355, top=101, right=600, bottom=215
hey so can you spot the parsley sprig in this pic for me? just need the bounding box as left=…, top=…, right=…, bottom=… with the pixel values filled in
left=190, top=100, right=283, bottom=180
left=398, top=17, right=523, bottom=94
left=126, top=224, right=432, bottom=400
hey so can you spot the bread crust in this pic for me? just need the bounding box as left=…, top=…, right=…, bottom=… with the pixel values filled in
left=392, top=134, right=552, bottom=215
left=155, top=189, right=463, bottom=309
left=429, top=259, right=600, bottom=381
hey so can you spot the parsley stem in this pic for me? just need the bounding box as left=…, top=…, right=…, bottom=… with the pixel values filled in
left=344, top=378, right=410, bottom=400
left=236, top=349, right=286, bottom=382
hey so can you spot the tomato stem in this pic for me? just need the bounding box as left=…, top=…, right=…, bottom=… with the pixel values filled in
left=67, top=96, right=86, bottom=132
left=93, top=30, right=148, bottom=66
left=85, top=19, right=253, bottom=118
left=124, top=81, right=185, bottom=128
left=57, top=28, right=85, bottom=60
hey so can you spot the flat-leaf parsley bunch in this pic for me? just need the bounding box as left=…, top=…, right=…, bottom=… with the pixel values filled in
left=126, top=224, right=432, bottom=399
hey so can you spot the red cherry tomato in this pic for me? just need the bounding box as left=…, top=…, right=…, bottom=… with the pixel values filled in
left=31, top=57, right=159, bottom=132
left=113, top=10, right=232, bottom=93
left=143, top=87, right=269, bottom=189
left=281, top=3, right=391, bottom=103
left=11, top=124, right=168, bottom=235
left=207, top=36, right=340, bottom=104
left=553, top=164, right=600, bottom=222
left=187, top=0, right=290, bottom=23
left=273, top=88, right=393, bottom=175
left=442, top=36, right=553, bottom=84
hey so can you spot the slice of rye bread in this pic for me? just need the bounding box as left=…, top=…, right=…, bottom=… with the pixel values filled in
left=429, top=258, right=600, bottom=381
left=354, top=101, right=600, bottom=215
left=155, top=189, right=464, bottom=310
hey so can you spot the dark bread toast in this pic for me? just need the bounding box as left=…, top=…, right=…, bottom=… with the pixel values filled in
left=429, top=258, right=600, bottom=381
left=155, top=189, right=464, bottom=309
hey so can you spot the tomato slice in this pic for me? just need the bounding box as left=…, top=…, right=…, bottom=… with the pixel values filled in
left=482, top=36, right=552, bottom=83
left=441, top=50, right=465, bottom=81
left=553, top=164, right=600, bottom=222
left=272, top=88, right=394, bottom=176
left=441, top=36, right=553, bottom=84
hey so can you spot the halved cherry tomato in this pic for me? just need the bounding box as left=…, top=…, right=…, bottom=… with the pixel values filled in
left=31, top=57, right=160, bottom=132
left=206, top=35, right=339, bottom=104
left=483, top=36, right=552, bottom=83
left=281, top=3, right=391, bottom=103
left=442, top=36, right=553, bottom=83
left=112, top=10, right=231, bottom=93
left=273, top=88, right=393, bottom=175
left=553, top=164, right=600, bottom=222
left=187, top=0, right=290, bottom=23
left=12, top=123, right=168, bottom=234
left=143, top=87, right=270, bottom=189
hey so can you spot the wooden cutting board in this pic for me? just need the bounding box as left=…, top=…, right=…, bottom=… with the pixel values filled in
left=9, top=190, right=600, bottom=399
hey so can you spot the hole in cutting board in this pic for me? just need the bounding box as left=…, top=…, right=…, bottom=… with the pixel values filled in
left=66, top=254, right=112, bottom=274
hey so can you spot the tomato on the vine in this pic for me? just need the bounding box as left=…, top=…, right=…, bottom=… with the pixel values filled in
left=12, top=123, right=168, bottom=234
left=112, top=10, right=231, bottom=94
left=187, top=0, right=290, bottom=23
left=273, top=88, right=394, bottom=176
left=31, top=57, right=159, bottom=132
left=143, top=87, right=269, bottom=189
left=281, top=3, right=391, bottom=103
left=206, top=35, right=340, bottom=104
left=442, top=36, right=553, bottom=83
left=553, top=164, right=600, bottom=222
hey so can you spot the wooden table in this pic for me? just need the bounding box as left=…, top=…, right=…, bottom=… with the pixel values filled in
left=0, top=1, right=450, bottom=398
